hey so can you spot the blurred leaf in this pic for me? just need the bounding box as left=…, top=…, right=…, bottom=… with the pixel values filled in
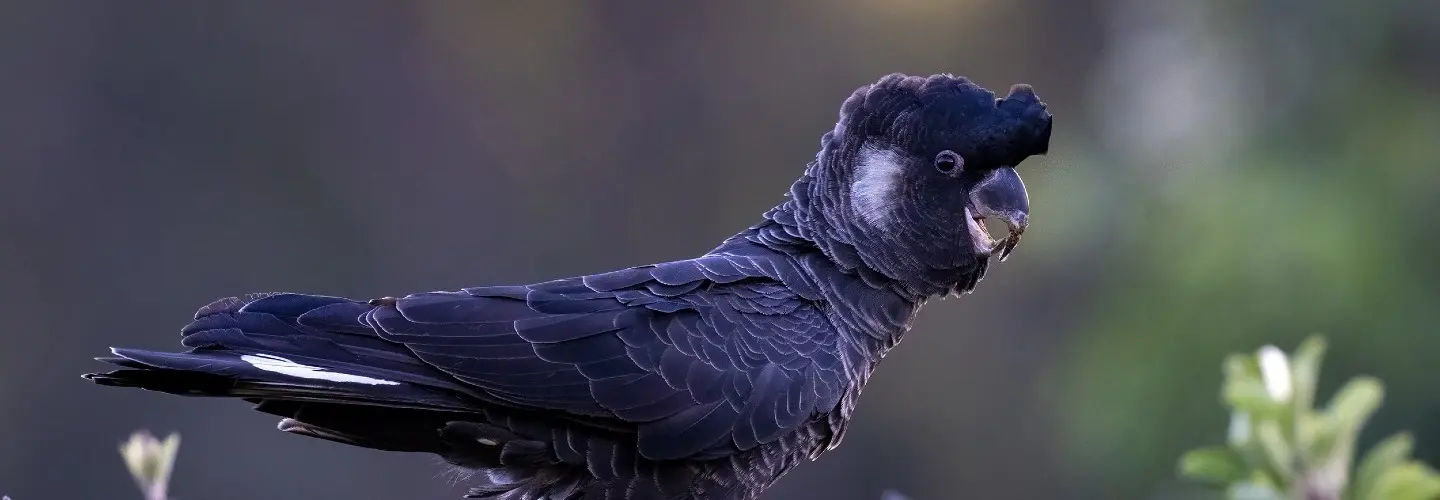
left=1290, top=337, right=1330, bottom=465
left=1229, top=411, right=1254, bottom=447
left=1225, top=379, right=1285, bottom=418
left=1175, top=336, right=1439, bottom=500
left=1228, top=480, right=1286, bottom=500
left=1364, top=463, right=1440, bottom=500
left=1327, top=377, right=1384, bottom=433
left=1289, top=337, right=1326, bottom=417
left=1228, top=410, right=1281, bottom=483
left=1225, top=354, right=1263, bottom=385
left=1302, top=413, right=1343, bottom=466
left=119, top=430, right=180, bottom=500
left=1323, top=376, right=1385, bottom=473
left=1180, top=447, right=1250, bottom=484
left=1352, top=433, right=1417, bottom=500
left=1255, top=420, right=1295, bottom=481
left=1050, top=13, right=1440, bottom=494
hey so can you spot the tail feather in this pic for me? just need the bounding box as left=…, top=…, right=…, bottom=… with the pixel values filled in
left=88, top=347, right=474, bottom=412
left=83, top=291, right=633, bottom=499
left=257, top=400, right=465, bottom=453
left=82, top=292, right=490, bottom=441
left=87, top=292, right=476, bottom=398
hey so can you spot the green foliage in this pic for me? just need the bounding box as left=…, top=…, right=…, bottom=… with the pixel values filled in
left=1179, top=337, right=1440, bottom=500
left=1050, top=6, right=1440, bottom=492
left=118, top=430, right=181, bottom=500
left=7, top=429, right=182, bottom=500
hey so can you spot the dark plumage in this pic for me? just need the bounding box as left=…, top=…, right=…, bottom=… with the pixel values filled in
left=83, top=73, right=1052, bottom=500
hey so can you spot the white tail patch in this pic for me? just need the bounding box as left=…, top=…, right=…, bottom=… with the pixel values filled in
left=240, top=353, right=400, bottom=385
left=850, top=146, right=904, bottom=227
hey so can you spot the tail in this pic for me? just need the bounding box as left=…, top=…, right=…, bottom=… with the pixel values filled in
left=84, top=292, right=683, bottom=499
left=84, top=292, right=484, bottom=453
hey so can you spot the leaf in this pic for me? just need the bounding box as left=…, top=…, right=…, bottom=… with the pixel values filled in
left=119, top=430, right=181, bottom=500
left=1320, top=376, right=1384, bottom=474
left=1224, top=354, right=1263, bottom=387
left=1353, top=433, right=1416, bottom=500
left=1288, top=337, right=1327, bottom=457
left=1180, top=446, right=1250, bottom=483
left=1289, top=337, right=1327, bottom=414
left=1256, top=420, right=1296, bottom=481
left=1327, top=377, right=1384, bottom=434
left=1230, top=411, right=1255, bottom=447
left=1302, top=413, right=1343, bottom=465
left=1365, top=463, right=1440, bottom=500
left=1225, top=379, right=1284, bottom=416
left=1228, top=411, right=1284, bottom=483
left=1228, top=480, right=1286, bottom=500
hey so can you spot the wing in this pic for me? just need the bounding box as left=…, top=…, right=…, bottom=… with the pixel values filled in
left=303, top=253, right=849, bottom=462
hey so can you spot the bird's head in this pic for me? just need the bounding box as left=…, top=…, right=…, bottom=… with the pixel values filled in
left=793, top=73, right=1052, bottom=298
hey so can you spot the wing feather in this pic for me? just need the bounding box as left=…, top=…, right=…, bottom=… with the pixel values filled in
left=369, top=254, right=847, bottom=461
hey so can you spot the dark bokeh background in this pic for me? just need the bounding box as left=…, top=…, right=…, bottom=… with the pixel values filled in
left=3, top=1, right=1438, bottom=499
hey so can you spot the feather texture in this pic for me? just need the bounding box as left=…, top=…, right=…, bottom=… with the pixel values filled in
left=87, top=242, right=872, bottom=499
left=83, top=72, right=1053, bottom=500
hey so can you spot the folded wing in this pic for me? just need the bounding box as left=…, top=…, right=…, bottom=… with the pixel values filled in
left=350, top=254, right=847, bottom=461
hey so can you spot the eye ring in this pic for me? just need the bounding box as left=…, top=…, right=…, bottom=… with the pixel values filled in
left=934, top=150, right=963, bottom=174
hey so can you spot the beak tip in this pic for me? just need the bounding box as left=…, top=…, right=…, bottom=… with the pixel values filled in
left=1010, top=213, right=1029, bottom=232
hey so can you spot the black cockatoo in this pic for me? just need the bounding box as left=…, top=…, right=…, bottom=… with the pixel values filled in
left=84, top=73, right=1053, bottom=500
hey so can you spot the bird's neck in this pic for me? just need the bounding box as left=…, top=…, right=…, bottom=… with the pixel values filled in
left=742, top=169, right=961, bottom=303
left=703, top=173, right=930, bottom=355
left=713, top=223, right=920, bottom=364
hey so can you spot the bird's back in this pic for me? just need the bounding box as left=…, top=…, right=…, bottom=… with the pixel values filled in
left=87, top=233, right=901, bottom=499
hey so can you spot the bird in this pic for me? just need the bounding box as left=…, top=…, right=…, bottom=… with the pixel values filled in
left=83, top=72, right=1053, bottom=500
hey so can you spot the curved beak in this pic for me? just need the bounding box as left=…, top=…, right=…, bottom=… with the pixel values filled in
left=968, top=166, right=1030, bottom=261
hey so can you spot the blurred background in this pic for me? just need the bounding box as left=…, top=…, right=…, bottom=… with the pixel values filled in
left=2, top=1, right=1438, bottom=499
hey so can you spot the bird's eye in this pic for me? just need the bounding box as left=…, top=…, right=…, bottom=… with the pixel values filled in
left=934, top=150, right=963, bottom=174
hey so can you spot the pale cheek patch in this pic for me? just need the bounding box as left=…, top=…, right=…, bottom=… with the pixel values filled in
left=850, top=146, right=904, bottom=227
left=241, top=353, right=400, bottom=385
